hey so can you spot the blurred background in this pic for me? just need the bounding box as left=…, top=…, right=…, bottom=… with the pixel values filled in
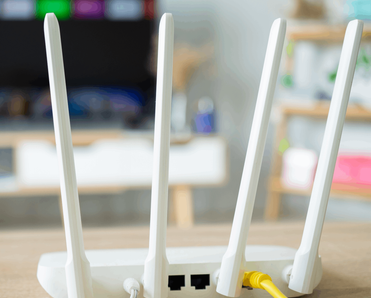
left=0, top=0, right=371, bottom=230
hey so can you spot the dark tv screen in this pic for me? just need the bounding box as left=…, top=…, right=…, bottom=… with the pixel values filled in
left=0, top=18, right=155, bottom=126
left=0, top=20, right=153, bottom=87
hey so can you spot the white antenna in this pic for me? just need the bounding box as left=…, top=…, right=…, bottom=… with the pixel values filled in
left=216, top=18, right=286, bottom=297
left=288, top=19, right=363, bottom=294
left=44, top=13, right=93, bottom=298
left=143, top=13, right=174, bottom=298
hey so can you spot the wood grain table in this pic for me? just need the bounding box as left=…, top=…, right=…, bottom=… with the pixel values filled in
left=1, top=222, right=370, bottom=297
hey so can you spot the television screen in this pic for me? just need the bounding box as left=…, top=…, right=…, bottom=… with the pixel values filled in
left=0, top=0, right=156, bottom=128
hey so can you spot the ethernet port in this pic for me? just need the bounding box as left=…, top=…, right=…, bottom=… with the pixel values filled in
left=168, top=275, right=185, bottom=291
left=191, top=274, right=210, bottom=290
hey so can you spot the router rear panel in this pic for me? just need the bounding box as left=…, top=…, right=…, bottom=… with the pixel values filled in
left=38, top=246, right=310, bottom=297
left=34, top=6, right=364, bottom=298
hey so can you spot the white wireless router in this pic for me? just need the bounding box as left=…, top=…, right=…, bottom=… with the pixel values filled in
left=37, top=12, right=363, bottom=298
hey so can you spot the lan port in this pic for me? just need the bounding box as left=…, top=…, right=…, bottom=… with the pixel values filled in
left=168, top=275, right=185, bottom=291
left=191, top=274, right=210, bottom=290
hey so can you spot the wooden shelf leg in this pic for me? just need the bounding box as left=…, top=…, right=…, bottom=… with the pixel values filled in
left=168, top=192, right=176, bottom=225
left=172, top=185, right=194, bottom=229
left=266, top=107, right=288, bottom=221
left=265, top=191, right=282, bottom=221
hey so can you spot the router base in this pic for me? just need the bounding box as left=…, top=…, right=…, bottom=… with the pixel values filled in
left=37, top=245, right=321, bottom=297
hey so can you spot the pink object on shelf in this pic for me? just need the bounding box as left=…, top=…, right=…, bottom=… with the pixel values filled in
left=333, top=155, right=371, bottom=186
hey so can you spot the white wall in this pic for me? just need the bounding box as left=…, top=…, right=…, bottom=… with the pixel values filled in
left=157, top=0, right=290, bottom=218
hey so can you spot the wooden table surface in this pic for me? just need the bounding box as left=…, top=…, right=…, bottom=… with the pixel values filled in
left=1, top=222, right=370, bottom=298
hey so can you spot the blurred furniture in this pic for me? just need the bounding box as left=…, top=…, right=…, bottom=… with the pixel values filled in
left=0, top=130, right=228, bottom=228
left=284, top=23, right=371, bottom=74
left=265, top=103, right=371, bottom=220
left=265, top=23, right=371, bottom=221
left=285, top=23, right=371, bottom=42
left=1, top=222, right=370, bottom=297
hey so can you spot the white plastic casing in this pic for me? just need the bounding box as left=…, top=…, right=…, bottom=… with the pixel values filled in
left=143, top=13, right=174, bottom=298
left=44, top=13, right=94, bottom=298
left=37, top=245, right=313, bottom=297
left=216, top=18, right=286, bottom=297
left=288, top=19, right=364, bottom=294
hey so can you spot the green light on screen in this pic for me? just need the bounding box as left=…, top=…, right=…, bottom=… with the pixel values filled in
left=36, top=0, right=71, bottom=20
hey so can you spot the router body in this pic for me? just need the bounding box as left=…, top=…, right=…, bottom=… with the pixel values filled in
left=38, top=245, right=319, bottom=297
left=37, top=11, right=362, bottom=298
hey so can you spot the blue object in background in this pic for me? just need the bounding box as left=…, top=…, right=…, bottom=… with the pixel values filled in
left=106, top=87, right=143, bottom=112
left=68, top=86, right=144, bottom=118
left=346, top=0, right=371, bottom=20
left=193, top=96, right=216, bottom=134
left=68, top=87, right=105, bottom=117
left=26, top=86, right=144, bottom=120
left=194, top=112, right=215, bottom=134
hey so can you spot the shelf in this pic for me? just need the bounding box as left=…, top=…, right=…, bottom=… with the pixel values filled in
left=266, top=23, right=371, bottom=220
left=0, top=129, right=124, bottom=148
left=287, top=23, right=371, bottom=41
left=0, top=133, right=226, bottom=199
left=0, top=129, right=200, bottom=148
left=278, top=102, right=371, bottom=121
left=270, top=176, right=371, bottom=200
left=0, top=173, right=132, bottom=198
left=0, top=184, right=131, bottom=198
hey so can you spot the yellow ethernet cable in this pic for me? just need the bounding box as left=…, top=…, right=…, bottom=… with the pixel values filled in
left=243, top=271, right=287, bottom=298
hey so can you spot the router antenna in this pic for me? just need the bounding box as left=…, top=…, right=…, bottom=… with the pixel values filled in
left=44, top=13, right=93, bottom=298
left=216, top=18, right=286, bottom=297
left=143, top=13, right=174, bottom=298
left=288, top=20, right=363, bottom=294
